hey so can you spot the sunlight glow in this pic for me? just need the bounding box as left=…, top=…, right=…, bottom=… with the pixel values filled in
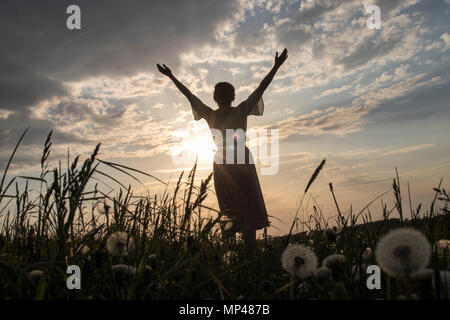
left=171, top=128, right=217, bottom=165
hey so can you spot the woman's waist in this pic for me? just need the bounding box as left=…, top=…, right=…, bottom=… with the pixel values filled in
left=213, top=146, right=255, bottom=164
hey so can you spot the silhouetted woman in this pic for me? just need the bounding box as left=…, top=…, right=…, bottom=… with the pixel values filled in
left=157, top=48, right=288, bottom=256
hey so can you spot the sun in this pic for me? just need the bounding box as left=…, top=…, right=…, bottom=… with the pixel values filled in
left=182, top=135, right=216, bottom=163
left=171, top=127, right=217, bottom=166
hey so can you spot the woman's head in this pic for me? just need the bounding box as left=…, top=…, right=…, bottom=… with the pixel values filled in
left=214, top=82, right=235, bottom=106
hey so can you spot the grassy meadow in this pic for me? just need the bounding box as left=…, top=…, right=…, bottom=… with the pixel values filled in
left=0, top=130, right=449, bottom=300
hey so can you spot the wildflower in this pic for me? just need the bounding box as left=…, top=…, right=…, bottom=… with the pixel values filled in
left=315, top=266, right=332, bottom=279
left=223, top=251, right=238, bottom=265
left=362, top=247, right=373, bottom=262
left=28, top=270, right=44, bottom=282
left=281, top=244, right=318, bottom=278
left=323, top=254, right=345, bottom=270
left=375, top=228, right=431, bottom=277
left=106, top=232, right=135, bottom=257
left=111, top=264, right=136, bottom=276
left=435, top=239, right=450, bottom=257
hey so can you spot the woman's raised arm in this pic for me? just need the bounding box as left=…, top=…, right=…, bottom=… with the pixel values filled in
left=156, top=63, right=212, bottom=121
left=157, top=64, right=192, bottom=97
left=239, top=48, right=288, bottom=116
left=257, top=48, right=288, bottom=93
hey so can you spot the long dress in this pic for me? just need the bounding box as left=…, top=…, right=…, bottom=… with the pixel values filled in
left=188, top=88, right=270, bottom=233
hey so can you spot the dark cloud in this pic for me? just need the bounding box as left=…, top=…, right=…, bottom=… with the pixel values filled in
left=0, top=110, right=90, bottom=148
left=0, top=70, right=67, bottom=111
left=0, top=0, right=238, bottom=111
left=336, top=33, right=402, bottom=70
left=275, top=21, right=312, bottom=49
left=234, top=18, right=268, bottom=51
left=368, top=72, right=450, bottom=124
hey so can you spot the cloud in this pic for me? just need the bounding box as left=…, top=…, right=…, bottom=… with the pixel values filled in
left=337, top=32, right=403, bottom=71
left=377, top=144, right=435, bottom=158
left=313, top=84, right=352, bottom=99
left=354, top=73, right=443, bottom=107
left=0, top=0, right=238, bottom=111
left=275, top=21, right=313, bottom=49
left=266, top=105, right=370, bottom=139
left=441, top=33, right=450, bottom=50
left=294, top=0, right=345, bottom=24
left=335, top=173, right=390, bottom=187
left=272, top=72, right=443, bottom=141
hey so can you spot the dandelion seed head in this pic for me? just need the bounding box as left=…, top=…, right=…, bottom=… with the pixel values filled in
left=375, top=228, right=431, bottom=277
left=106, top=232, right=135, bottom=257
left=315, top=266, right=332, bottom=279
left=28, top=269, right=44, bottom=281
left=323, top=254, right=345, bottom=270
left=111, top=264, right=136, bottom=276
left=281, top=244, right=318, bottom=278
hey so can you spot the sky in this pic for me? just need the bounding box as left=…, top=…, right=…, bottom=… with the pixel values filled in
left=1, top=0, right=449, bottom=236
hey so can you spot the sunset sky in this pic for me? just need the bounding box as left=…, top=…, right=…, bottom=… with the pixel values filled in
left=1, top=0, right=449, bottom=235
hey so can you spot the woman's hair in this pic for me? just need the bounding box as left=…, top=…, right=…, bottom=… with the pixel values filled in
left=214, top=82, right=235, bottom=105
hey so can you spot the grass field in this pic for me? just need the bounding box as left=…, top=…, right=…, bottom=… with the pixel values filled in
left=0, top=130, right=449, bottom=300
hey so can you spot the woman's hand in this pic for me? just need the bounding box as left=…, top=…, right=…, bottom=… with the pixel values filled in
left=274, top=48, right=288, bottom=67
left=157, top=63, right=172, bottom=77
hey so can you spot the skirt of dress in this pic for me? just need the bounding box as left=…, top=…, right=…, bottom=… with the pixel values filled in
left=213, top=149, right=270, bottom=233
